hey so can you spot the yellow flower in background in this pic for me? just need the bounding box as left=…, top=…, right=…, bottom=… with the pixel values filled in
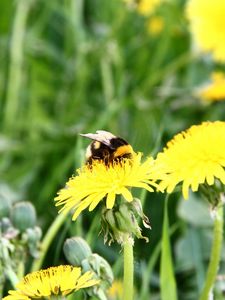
left=55, top=152, right=158, bottom=220
left=137, top=0, right=162, bottom=16
left=199, top=72, right=225, bottom=102
left=154, top=121, right=225, bottom=199
left=107, top=280, right=123, bottom=299
left=147, top=16, right=164, bottom=35
left=186, top=0, right=225, bottom=62
left=3, top=266, right=99, bottom=300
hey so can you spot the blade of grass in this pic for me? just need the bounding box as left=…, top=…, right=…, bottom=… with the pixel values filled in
left=139, top=223, right=179, bottom=300
left=160, top=196, right=178, bottom=300
left=4, top=0, right=33, bottom=132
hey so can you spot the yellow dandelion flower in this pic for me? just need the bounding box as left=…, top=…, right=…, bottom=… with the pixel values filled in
left=3, top=292, right=30, bottom=300
left=198, top=72, right=225, bottom=102
left=147, top=16, right=164, bottom=35
left=3, top=265, right=99, bottom=300
left=137, top=0, right=162, bottom=16
left=55, top=153, right=158, bottom=220
left=154, top=121, right=225, bottom=199
left=107, top=280, right=123, bottom=299
left=186, top=0, right=225, bottom=62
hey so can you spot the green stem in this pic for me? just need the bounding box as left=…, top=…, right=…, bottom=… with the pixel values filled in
left=4, top=0, right=33, bottom=132
left=101, top=56, right=114, bottom=105
left=17, top=258, right=25, bottom=280
left=123, top=236, right=134, bottom=300
left=1, top=234, right=19, bottom=287
left=31, top=212, right=68, bottom=272
left=199, top=204, right=224, bottom=300
left=5, top=266, right=19, bottom=288
left=69, top=0, right=85, bottom=46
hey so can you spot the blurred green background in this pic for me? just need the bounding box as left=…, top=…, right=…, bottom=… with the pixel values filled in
left=1, top=0, right=225, bottom=299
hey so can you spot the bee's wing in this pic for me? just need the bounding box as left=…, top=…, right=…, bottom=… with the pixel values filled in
left=80, top=130, right=116, bottom=147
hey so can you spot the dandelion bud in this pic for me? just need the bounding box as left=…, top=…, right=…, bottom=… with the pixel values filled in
left=10, top=202, right=36, bottom=232
left=83, top=254, right=114, bottom=285
left=22, top=227, right=42, bottom=258
left=102, top=199, right=149, bottom=244
left=0, top=217, right=19, bottom=239
left=82, top=253, right=114, bottom=299
left=102, top=208, right=122, bottom=244
left=1, top=217, right=12, bottom=232
left=63, top=237, right=92, bottom=266
left=0, top=196, right=11, bottom=219
left=117, top=202, right=149, bottom=242
left=131, top=198, right=151, bottom=229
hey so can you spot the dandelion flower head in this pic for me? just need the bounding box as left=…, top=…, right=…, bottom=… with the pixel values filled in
left=186, top=0, right=225, bottom=62
left=147, top=16, right=164, bottom=35
left=154, top=121, right=225, bottom=199
left=55, top=152, right=158, bottom=220
left=137, top=0, right=162, bottom=16
left=3, top=265, right=99, bottom=300
left=198, top=72, right=225, bottom=102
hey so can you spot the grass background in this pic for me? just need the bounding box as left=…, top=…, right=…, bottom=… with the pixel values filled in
left=1, top=0, right=225, bottom=299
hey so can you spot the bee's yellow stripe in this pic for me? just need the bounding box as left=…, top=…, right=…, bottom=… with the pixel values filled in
left=114, top=145, right=133, bottom=157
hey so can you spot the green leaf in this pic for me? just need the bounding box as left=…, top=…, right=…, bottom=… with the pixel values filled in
left=160, top=197, right=178, bottom=300
left=177, top=192, right=213, bottom=227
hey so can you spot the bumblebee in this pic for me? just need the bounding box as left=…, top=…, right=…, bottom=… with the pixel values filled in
left=80, top=130, right=134, bottom=165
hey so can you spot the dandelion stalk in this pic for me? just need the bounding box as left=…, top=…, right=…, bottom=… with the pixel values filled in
left=123, top=235, right=134, bottom=300
left=1, top=237, right=19, bottom=288
left=31, top=212, right=68, bottom=272
left=199, top=202, right=224, bottom=300
left=4, top=265, right=19, bottom=288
